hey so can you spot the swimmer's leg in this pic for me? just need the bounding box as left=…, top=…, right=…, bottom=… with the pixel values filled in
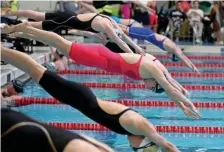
left=1, top=21, right=43, bottom=34
left=1, top=47, right=46, bottom=83
left=119, top=111, right=179, bottom=152
left=9, top=22, right=72, bottom=57
left=1, top=9, right=46, bottom=21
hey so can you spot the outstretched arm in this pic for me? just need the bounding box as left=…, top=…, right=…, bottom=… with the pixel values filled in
left=117, top=24, right=146, bottom=55
left=104, top=24, right=134, bottom=53
left=153, top=59, right=189, bottom=95
left=148, top=64, right=200, bottom=119
left=162, top=37, right=200, bottom=73
left=68, top=29, right=107, bottom=44
left=172, top=47, right=199, bottom=73
left=98, top=15, right=145, bottom=54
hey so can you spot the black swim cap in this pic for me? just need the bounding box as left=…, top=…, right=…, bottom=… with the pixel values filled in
left=152, top=73, right=169, bottom=94
left=55, top=49, right=65, bottom=58
left=152, top=82, right=165, bottom=94
left=12, top=80, right=24, bottom=93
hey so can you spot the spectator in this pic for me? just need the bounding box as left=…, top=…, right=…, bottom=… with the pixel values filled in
left=133, top=1, right=151, bottom=28
left=148, top=0, right=158, bottom=32
left=121, top=3, right=131, bottom=19
left=1, top=80, right=23, bottom=103
left=169, top=1, right=187, bottom=42
left=210, top=1, right=223, bottom=45
left=187, top=0, right=204, bottom=44
left=157, top=5, right=169, bottom=34
left=219, top=1, right=224, bottom=43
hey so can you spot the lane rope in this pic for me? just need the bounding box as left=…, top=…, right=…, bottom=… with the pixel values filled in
left=56, top=70, right=224, bottom=78
left=46, top=122, right=224, bottom=134
left=72, top=62, right=224, bottom=68
left=74, top=82, right=223, bottom=90
left=14, top=98, right=224, bottom=108
left=154, top=55, right=224, bottom=61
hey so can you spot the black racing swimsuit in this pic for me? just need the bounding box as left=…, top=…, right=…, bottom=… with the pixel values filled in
left=93, top=0, right=125, bottom=9
left=42, top=11, right=101, bottom=33
left=105, top=41, right=136, bottom=53
left=39, top=70, right=133, bottom=135
left=1, top=108, right=109, bottom=152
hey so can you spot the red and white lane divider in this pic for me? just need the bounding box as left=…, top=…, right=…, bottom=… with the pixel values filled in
left=77, top=82, right=223, bottom=90
left=72, top=62, right=224, bottom=68
left=15, top=98, right=224, bottom=108
left=57, top=70, right=224, bottom=78
left=154, top=55, right=224, bottom=61
left=46, top=122, right=224, bottom=134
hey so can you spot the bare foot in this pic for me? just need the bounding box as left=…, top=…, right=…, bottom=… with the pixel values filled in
left=0, top=8, right=12, bottom=16
left=13, top=22, right=33, bottom=33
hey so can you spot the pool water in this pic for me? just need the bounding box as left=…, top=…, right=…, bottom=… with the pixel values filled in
left=15, top=60, right=224, bottom=152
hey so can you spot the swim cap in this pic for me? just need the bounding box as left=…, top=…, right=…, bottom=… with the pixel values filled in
left=151, top=82, right=165, bottom=94
left=55, top=49, right=64, bottom=58
left=171, top=54, right=179, bottom=62
left=45, top=62, right=56, bottom=72
left=12, top=80, right=24, bottom=93
left=132, top=137, right=161, bottom=152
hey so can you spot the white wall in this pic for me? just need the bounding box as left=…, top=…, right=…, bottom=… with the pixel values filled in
left=18, top=1, right=57, bottom=11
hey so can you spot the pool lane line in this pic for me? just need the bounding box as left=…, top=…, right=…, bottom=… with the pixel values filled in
left=154, top=55, right=224, bottom=61
left=46, top=122, right=224, bottom=134
left=57, top=70, right=224, bottom=78
left=79, top=82, right=224, bottom=90
left=14, top=98, right=224, bottom=108
left=71, top=62, right=224, bottom=68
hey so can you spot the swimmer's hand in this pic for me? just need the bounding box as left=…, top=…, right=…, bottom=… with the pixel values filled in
left=180, top=102, right=200, bottom=119
left=192, top=64, right=200, bottom=74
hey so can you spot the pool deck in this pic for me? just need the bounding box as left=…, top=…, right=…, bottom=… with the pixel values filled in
left=1, top=36, right=224, bottom=87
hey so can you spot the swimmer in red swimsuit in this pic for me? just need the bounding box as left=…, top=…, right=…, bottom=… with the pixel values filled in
left=4, top=22, right=200, bottom=119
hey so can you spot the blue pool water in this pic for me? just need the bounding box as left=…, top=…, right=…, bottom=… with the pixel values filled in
left=15, top=63, right=224, bottom=151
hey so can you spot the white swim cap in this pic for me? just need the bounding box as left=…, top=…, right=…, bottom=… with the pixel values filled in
left=133, top=137, right=161, bottom=152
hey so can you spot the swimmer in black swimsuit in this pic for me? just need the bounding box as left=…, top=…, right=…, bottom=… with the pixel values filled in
left=78, top=0, right=155, bottom=14
left=1, top=108, right=114, bottom=152
left=1, top=9, right=145, bottom=55
left=1, top=46, right=180, bottom=152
